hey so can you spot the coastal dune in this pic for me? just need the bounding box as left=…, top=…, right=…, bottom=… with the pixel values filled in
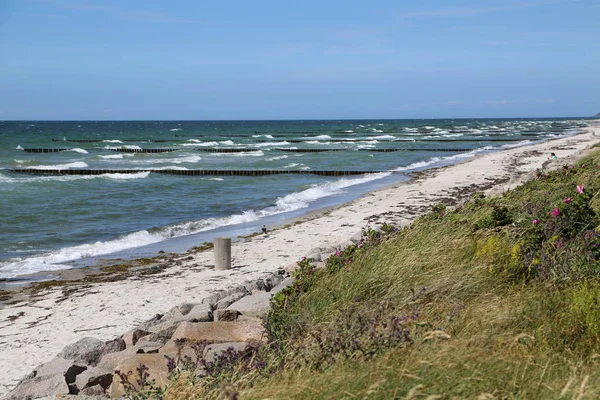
left=0, top=124, right=598, bottom=396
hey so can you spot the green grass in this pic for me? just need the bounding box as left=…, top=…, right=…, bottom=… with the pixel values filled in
left=155, top=150, right=600, bottom=399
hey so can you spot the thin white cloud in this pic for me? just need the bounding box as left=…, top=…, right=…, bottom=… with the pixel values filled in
left=398, top=0, right=572, bottom=18
left=26, top=0, right=201, bottom=24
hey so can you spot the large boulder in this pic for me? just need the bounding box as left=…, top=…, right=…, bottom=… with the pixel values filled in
left=170, top=319, right=266, bottom=344
left=57, top=337, right=105, bottom=366
left=270, top=277, right=294, bottom=295
left=214, top=309, right=241, bottom=322
left=101, top=338, right=126, bottom=357
left=74, top=367, right=113, bottom=394
left=122, top=328, right=151, bottom=348
left=215, top=291, right=248, bottom=310
left=226, top=291, right=272, bottom=319
left=3, top=374, right=70, bottom=400
left=35, top=356, right=86, bottom=382
left=109, top=354, right=170, bottom=398
left=146, top=303, right=212, bottom=333
left=203, top=342, right=250, bottom=363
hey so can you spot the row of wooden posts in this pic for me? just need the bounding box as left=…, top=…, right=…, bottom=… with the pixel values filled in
left=21, top=147, right=474, bottom=153
left=9, top=168, right=390, bottom=177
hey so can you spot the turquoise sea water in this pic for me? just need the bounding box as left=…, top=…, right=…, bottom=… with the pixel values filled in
left=0, top=119, right=590, bottom=280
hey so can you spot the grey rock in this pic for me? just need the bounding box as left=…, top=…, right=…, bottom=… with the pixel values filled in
left=270, top=277, right=294, bottom=295
left=35, top=357, right=74, bottom=377
left=134, top=341, right=164, bottom=354
left=136, top=313, right=163, bottom=331
left=215, top=291, right=248, bottom=310
left=176, top=302, right=198, bottom=315
left=214, top=309, right=241, bottom=322
left=200, top=292, right=222, bottom=308
left=122, top=328, right=151, bottom=348
left=79, top=384, right=108, bottom=396
left=57, top=337, right=105, bottom=366
left=266, top=274, right=285, bottom=290
left=305, top=252, right=322, bottom=262
left=226, top=291, right=272, bottom=319
left=349, top=230, right=363, bottom=244
left=75, top=367, right=113, bottom=392
left=145, top=324, right=178, bottom=344
left=203, top=342, right=250, bottom=363
left=34, top=357, right=87, bottom=384
left=186, top=303, right=212, bottom=322
left=147, top=302, right=212, bottom=333
left=3, top=374, right=69, bottom=400
left=101, top=338, right=126, bottom=356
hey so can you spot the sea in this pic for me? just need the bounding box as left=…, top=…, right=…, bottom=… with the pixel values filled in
left=0, top=118, right=591, bottom=283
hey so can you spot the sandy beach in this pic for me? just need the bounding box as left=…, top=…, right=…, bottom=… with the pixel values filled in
left=1, top=123, right=599, bottom=396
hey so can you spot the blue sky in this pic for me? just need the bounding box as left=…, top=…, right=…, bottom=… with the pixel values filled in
left=0, top=0, right=598, bottom=120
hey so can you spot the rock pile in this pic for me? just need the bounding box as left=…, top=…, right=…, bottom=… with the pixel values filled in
left=3, top=238, right=357, bottom=400
left=3, top=273, right=293, bottom=399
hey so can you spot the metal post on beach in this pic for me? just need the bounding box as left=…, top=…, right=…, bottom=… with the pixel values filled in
left=214, top=237, right=232, bottom=270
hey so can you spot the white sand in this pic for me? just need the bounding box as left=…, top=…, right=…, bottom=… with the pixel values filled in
left=0, top=124, right=598, bottom=395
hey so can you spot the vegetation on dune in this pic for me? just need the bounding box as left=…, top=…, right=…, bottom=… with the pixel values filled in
left=127, top=150, right=600, bottom=399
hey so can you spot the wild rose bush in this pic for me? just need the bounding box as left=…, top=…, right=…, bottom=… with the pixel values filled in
left=505, top=163, right=600, bottom=282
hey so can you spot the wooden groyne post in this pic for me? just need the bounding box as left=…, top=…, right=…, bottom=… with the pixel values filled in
left=214, top=237, right=232, bottom=270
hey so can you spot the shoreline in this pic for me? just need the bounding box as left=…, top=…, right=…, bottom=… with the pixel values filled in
left=0, top=123, right=599, bottom=395
left=0, top=131, right=581, bottom=287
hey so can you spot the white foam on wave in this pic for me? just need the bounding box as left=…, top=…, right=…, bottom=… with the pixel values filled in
left=131, top=155, right=201, bottom=165
left=148, top=166, right=190, bottom=171
left=28, top=161, right=88, bottom=170
left=173, top=155, right=202, bottom=164
left=0, top=171, right=392, bottom=278
left=220, top=140, right=235, bottom=145
left=212, top=150, right=264, bottom=157
left=103, top=140, right=123, bottom=143
left=170, top=128, right=183, bottom=131
left=252, top=134, right=274, bottom=139
left=369, top=135, right=395, bottom=140
left=99, top=154, right=125, bottom=160
left=393, top=151, right=478, bottom=172
left=182, top=141, right=219, bottom=147
left=0, top=230, right=164, bottom=279
left=13, top=159, right=37, bottom=165
left=314, top=135, right=331, bottom=140
left=252, top=141, right=290, bottom=148
left=103, top=145, right=141, bottom=150
left=103, top=172, right=151, bottom=180
left=69, top=148, right=89, bottom=154
left=267, top=155, right=289, bottom=161
left=499, top=140, right=532, bottom=149
left=0, top=171, right=150, bottom=185
left=283, top=163, right=310, bottom=170
left=16, top=145, right=24, bottom=150
left=370, top=129, right=384, bottom=133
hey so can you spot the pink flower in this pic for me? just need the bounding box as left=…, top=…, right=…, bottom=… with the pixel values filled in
left=563, top=197, right=572, bottom=204
left=335, top=250, right=341, bottom=257
left=551, top=208, right=560, bottom=217
left=532, top=219, right=540, bottom=225
left=577, top=185, right=585, bottom=194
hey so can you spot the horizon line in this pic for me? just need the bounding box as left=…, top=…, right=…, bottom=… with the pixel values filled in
left=0, top=115, right=595, bottom=123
